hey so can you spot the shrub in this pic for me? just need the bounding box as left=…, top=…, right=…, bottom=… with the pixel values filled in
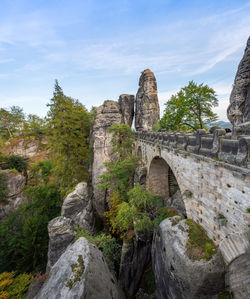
left=0, top=271, right=34, bottom=299
left=1, top=155, right=27, bottom=172
left=0, top=184, right=61, bottom=273
left=0, top=173, right=8, bottom=204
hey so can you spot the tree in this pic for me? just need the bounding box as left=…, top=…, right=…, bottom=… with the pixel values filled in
left=47, top=80, right=92, bottom=190
left=0, top=106, right=25, bottom=139
left=160, top=81, right=218, bottom=131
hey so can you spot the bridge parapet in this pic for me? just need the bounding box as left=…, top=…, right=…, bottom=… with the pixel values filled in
left=135, top=129, right=250, bottom=168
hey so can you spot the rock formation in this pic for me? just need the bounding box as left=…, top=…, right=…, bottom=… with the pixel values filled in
left=92, top=98, right=134, bottom=219
left=119, top=94, right=135, bottom=127
left=61, top=182, right=94, bottom=233
left=135, top=69, right=160, bottom=131
left=119, top=231, right=152, bottom=297
left=227, top=36, right=250, bottom=134
left=46, top=216, right=75, bottom=272
left=152, top=217, right=225, bottom=299
left=0, top=169, right=27, bottom=221
left=36, top=237, right=125, bottom=299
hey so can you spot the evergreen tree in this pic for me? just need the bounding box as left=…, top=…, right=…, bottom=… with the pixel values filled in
left=47, top=80, right=92, bottom=189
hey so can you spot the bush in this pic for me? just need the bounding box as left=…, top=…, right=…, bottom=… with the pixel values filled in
left=1, top=155, right=27, bottom=172
left=0, top=271, right=34, bottom=299
left=0, top=184, right=61, bottom=273
left=0, top=173, right=8, bottom=204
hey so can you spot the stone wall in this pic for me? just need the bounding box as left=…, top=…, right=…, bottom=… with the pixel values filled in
left=135, top=134, right=250, bottom=265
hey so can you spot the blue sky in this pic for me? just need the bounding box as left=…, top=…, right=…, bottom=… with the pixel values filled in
left=0, top=0, right=250, bottom=120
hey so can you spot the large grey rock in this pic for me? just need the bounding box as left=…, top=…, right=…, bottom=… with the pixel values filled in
left=91, top=100, right=123, bottom=218
left=61, top=182, right=94, bottom=233
left=135, top=69, right=160, bottom=131
left=119, top=231, right=152, bottom=297
left=152, top=217, right=225, bottom=299
left=119, top=94, right=135, bottom=127
left=227, top=36, right=250, bottom=134
left=167, top=190, right=187, bottom=218
left=0, top=169, right=27, bottom=221
left=36, top=237, right=125, bottom=299
left=46, top=216, right=75, bottom=272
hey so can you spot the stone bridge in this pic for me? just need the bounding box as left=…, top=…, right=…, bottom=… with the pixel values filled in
left=135, top=129, right=250, bottom=271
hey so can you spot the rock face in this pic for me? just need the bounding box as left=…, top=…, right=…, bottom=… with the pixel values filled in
left=61, top=182, right=94, bottom=233
left=152, top=217, right=225, bottom=299
left=0, top=169, right=26, bottom=221
left=135, top=69, right=160, bottom=131
left=227, top=37, right=250, bottom=132
left=36, top=237, right=125, bottom=299
left=92, top=98, right=134, bottom=219
left=119, top=94, right=135, bottom=127
left=119, top=231, right=152, bottom=297
left=167, top=190, right=187, bottom=218
left=46, top=216, right=75, bottom=272
left=4, top=137, right=48, bottom=158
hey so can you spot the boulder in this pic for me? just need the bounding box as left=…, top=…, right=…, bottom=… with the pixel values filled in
left=167, top=190, right=187, bottom=218
left=46, top=216, right=75, bottom=272
left=119, top=231, right=152, bottom=297
left=135, top=69, right=160, bottom=131
left=0, top=169, right=27, bottom=221
left=61, top=182, right=94, bottom=233
left=227, top=36, right=250, bottom=134
left=35, top=237, right=125, bottom=299
left=119, top=94, right=135, bottom=127
left=152, top=217, right=225, bottom=299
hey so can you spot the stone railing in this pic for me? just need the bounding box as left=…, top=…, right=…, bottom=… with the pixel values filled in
left=135, top=129, right=250, bottom=168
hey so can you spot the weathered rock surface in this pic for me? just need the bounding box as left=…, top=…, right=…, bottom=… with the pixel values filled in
left=4, top=137, right=48, bottom=158
left=152, top=217, right=225, bottom=299
left=0, top=169, right=27, bottom=221
left=119, top=94, right=135, bottom=127
left=46, top=216, right=75, bottom=272
left=92, top=100, right=123, bottom=218
left=135, top=69, right=160, bottom=131
left=167, top=190, right=187, bottom=218
left=119, top=231, right=152, bottom=297
left=227, top=36, right=250, bottom=132
left=227, top=252, right=250, bottom=299
left=61, top=182, right=94, bottom=233
left=36, top=237, right=125, bottom=299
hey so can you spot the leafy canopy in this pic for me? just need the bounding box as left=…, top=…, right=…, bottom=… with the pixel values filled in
left=160, top=81, right=218, bottom=131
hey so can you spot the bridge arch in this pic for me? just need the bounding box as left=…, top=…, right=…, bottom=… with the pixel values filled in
left=147, top=156, right=180, bottom=200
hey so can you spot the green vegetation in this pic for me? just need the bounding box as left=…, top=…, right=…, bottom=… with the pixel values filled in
left=160, top=81, right=218, bottom=131
left=66, top=255, right=85, bottom=290
left=47, top=80, right=93, bottom=190
left=0, top=184, right=61, bottom=273
left=28, top=160, right=55, bottom=186
left=185, top=219, right=217, bottom=260
left=0, top=271, right=34, bottom=299
left=74, top=227, right=122, bottom=273
left=0, top=172, right=8, bottom=204
left=246, top=207, right=250, bottom=213
left=0, top=154, right=28, bottom=173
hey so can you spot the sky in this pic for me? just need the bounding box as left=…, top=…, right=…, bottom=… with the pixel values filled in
left=0, top=0, right=250, bottom=121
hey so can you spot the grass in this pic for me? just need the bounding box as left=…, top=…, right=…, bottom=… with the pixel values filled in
left=185, top=219, right=217, bottom=261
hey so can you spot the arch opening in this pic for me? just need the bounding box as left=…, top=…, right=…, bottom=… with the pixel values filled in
left=147, top=156, right=186, bottom=217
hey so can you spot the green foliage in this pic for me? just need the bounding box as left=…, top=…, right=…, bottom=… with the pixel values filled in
left=0, top=184, right=61, bottom=273
left=99, top=124, right=137, bottom=201
left=185, top=219, right=217, bottom=260
left=22, top=114, right=48, bottom=137
left=160, top=81, right=218, bottom=131
left=0, top=271, right=34, bottom=299
left=47, top=80, right=92, bottom=190
left=152, top=120, right=161, bottom=131
left=28, top=160, right=55, bottom=185
left=0, top=106, right=25, bottom=140
left=247, top=207, right=250, bottom=213
left=74, top=227, right=122, bottom=273
left=1, top=155, right=28, bottom=172
left=0, top=173, right=8, bottom=204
